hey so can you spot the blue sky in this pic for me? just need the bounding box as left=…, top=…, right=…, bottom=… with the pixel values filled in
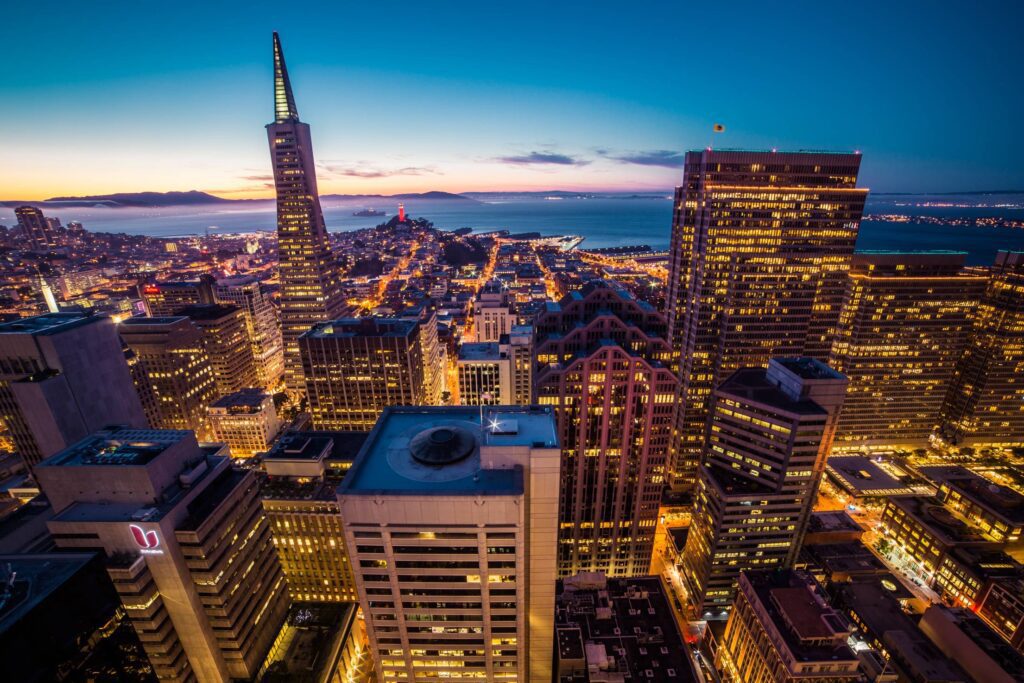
left=2, top=0, right=1022, bottom=198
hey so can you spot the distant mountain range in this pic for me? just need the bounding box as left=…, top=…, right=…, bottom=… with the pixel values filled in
left=1, top=189, right=479, bottom=208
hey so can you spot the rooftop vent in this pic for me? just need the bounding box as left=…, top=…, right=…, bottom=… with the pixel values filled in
left=409, top=426, right=476, bottom=466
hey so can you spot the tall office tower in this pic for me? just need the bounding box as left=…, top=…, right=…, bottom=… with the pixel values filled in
left=507, top=324, right=533, bottom=405
left=665, top=150, right=867, bottom=489
left=473, top=282, right=514, bottom=342
left=457, top=341, right=512, bottom=405
left=207, top=388, right=281, bottom=457
left=140, top=277, right=215, bottom=317
left=396, top=307, right=445, bottom=405
left=533, top=282, right=677, bottom=577
left=261, top=429, right=367, bottom=602
left=941, top=251, right=1024, bottom=445
left=267, top=32, right=345, bottom=392
left=119, top=317, right=217, bottom=433
left=300, top=317, right=428, bottom=430
left=338, top=406, right=560, bottom=683
left=176, top=304, right=260, bottom=396
left=829, top=252, right=986, bottom=449
left=35, top=428, right=289, bottom=682
left=716, top=570, right=860, bottom=683
left=0, top=312, right=147, bottom=467
left=682, top=358, right=847, bottom=616
left=14, top=205, right=55, bottom=250
left=213, top=275, right=285, bottom=389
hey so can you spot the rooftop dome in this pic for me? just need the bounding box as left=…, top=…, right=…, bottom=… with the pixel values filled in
left=409, top=426, right=476, bottom=466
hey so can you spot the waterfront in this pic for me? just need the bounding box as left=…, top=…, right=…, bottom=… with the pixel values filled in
left=3, top=193, right=1024, bottom=264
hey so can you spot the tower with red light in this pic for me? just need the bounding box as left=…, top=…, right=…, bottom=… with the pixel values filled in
left=398, top=203, right=406, bottom=222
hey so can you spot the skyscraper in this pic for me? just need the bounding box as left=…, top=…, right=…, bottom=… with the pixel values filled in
left=940, top=251, right=1024, bottom=445
left=300, top=317, right=429, bottom=431
left=534, top=282, right=677, bottom=577
left=0, top=312, right=148, bottom=467
left=118, top=316, right=217, bottom=433
left=261, top=429, right=368, bottom=603
left=338, top=406, right=560, bottom=682
left=14, top=206, right=55, bottom=250
left=35, top=427, right=289, bottom=682
left=176, top=304, right=260, bottom=397
left=213, top=275, right=285, bottom=390
left=267, top=32, right=345, bottom=392
left=140, top=278, right=214, bottom=317
left=829, top=252, right=986, bottom=449
left=682, top=358, right=847, bottom=616
left=665, top=150, right=867, bottom=489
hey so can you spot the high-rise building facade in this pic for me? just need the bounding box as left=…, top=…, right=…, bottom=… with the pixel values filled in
left=457, top=342, right=512, bottom=405
left=118, top=316, right=217, bottom=434
left=206, top=388, right=281, bottom=457
left=266, top=32, right=345, bottom=392
left=35, top=428, right=289, bottom=682
left=261, top=430, right=367, bottom=603
left=941, top=251, right=1024, bottom=445
left=300, top=317, right=428, bottom=430
left=473, top=283, right=514, bottom=342
left=176, top=304, right=260, bottom=397
left=507, top=324, right=533, bottom=406
left=14, top=206, right=55, bottom=250
left=338, top=406, right=560, bottom=683
left=829, top=252, right=986, bottom=449
left=396, top=307, right=445, bottom=405
left=213, top=275, right=285, bottom=390
left=665, top=150, right=867, bottom=488
left=534, top=282, right=677, bottom=577
left=0, top=313, right=147, bottom=467
left=682, top=358, right=847, bottom=616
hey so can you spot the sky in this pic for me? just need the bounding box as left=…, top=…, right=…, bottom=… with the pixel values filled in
left=2, top=0, right=1022, bottom=199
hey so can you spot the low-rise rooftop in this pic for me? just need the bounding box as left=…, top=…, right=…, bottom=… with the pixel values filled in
left=555, top=574, right=697, bottom=682
left=826, top=455, right=925, bottom=498
left=209, top=388, right=271, bottom=412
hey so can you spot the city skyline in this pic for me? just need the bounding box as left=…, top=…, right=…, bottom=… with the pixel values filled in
left=3, top=7, right=1024, bottom=683
left=3, top=1, right=1024, bottom=200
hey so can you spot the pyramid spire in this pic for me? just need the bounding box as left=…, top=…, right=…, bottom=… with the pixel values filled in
left=272, top=32, right=300, bottom=123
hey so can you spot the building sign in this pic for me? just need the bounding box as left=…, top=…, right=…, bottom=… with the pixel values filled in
left=130, top=524, right=164, bottom=555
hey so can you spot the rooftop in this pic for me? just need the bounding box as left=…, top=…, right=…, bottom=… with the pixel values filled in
left=303, top=317, right=418, bottom=339
left=743, top=570, right=857, bottom=664
left=773, top=357, right=846, bottom=381
left=209, top=388, right=271, bottom=411
left=919, top=465, right=1024, bottom=525
left=260, top=602, right=360, bottom=683
left=118, top=315, right=189, bottom=328
left=458, top=342, right=504, bottom=361
left=39, top=429, right=192, bottom=468
left=339, top=406, right=557, bottom=496
left=888, top=496, right=990, bottom=546
left=0, top=311, right=98, bottom=336
left=265, top=431, right=367, bottom=464
left=716, top=368, right=827, bottom=416
left=0, top=553, right=98, bottom=633
left=175, top=303, right=241, bottom=321
left=555, top=574, right=697, bottom=682
left=826, top=455, right=921, bottom=497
